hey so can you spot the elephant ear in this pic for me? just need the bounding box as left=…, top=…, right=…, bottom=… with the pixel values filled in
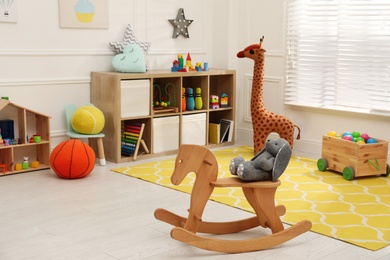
left=271, top=143, right=292, bottom=182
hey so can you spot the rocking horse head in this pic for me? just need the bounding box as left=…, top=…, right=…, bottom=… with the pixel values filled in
left=237, top=36, right=266, bottom=62
left=171, top=145, right=219, bottom=186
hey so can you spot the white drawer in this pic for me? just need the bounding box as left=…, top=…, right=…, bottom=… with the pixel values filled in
left=181, top=113, right=206, bottom=145
left=153, top=116, right=179, bottom=153
left=121, top=79, right=150, bottom=118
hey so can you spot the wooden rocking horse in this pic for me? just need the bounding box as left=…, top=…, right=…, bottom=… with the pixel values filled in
left=154, top=145, right=312, bottom=253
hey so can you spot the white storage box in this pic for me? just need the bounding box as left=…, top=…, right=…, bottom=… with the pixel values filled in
left=182, top=113, right=206, bottom=145
left=121, top=79, right=150, bottom=118
left=153, top=116, right=179, bottom=153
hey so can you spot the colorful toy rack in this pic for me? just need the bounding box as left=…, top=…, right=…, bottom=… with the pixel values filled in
left=121, top=122, right=149, bottom=160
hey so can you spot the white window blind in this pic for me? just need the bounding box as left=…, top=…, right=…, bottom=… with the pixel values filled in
left=285, top=0, right=390, bottom=115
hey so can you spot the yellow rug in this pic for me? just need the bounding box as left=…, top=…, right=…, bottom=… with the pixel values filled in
left=111, top=146, right=390, bottom=251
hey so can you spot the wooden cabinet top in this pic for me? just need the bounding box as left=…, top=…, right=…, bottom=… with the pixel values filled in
left=91, top=69, right=236, bottom=80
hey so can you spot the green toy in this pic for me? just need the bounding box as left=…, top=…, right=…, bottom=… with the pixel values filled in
left=195, top=87, right=203, bottom=109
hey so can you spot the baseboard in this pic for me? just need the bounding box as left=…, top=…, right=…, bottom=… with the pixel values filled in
left=236, top=128, right=322, bottom=160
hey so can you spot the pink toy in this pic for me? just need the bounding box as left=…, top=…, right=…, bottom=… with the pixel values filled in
left=360, top=133, right=370, bottom=142
left=209, top=95, right=219, bottom=109
left=342, top=135, right=353, bottom=141
left=237, top=37, right=300, bottom=153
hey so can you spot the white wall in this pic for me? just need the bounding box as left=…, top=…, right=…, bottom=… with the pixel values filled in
left=0, top=0, right=232, bottom=147
left=1, top=0, right=389, bottom=161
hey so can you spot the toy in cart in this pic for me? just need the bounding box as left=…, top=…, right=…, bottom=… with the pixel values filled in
left=317, top=131, right=390, bottom=180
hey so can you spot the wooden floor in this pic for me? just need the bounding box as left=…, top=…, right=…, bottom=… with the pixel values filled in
left=1, top=151, right=389, bottom=260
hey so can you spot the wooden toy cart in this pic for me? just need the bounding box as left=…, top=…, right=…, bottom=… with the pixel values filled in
left=317, top=135, right=389, bottom=180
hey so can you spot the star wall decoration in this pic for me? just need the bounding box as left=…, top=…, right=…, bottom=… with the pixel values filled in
left=169, top=8, right=193, bottom=38
left=109, top=24, right=151, bottom=54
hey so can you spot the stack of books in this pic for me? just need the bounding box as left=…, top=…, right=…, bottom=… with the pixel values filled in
left=209, top=119, right=234, bottom=144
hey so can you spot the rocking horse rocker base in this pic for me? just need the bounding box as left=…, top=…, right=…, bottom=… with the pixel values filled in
left=154, top=145, right=312, bottom=253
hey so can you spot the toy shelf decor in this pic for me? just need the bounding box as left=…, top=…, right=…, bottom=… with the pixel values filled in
left=153, top=82, right=179, bottom=114
left=121, top=122, right=149, bottom=160
left=91, top=69, right=236, bottom=163
left=0, top=99, right=51, bottom=176
left=317, top=135, right=389, bottom=180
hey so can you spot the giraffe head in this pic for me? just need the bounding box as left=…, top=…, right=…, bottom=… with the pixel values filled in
left=237, top=36, right=266, bottom=62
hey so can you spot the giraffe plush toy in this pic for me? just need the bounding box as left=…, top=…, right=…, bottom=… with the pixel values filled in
left=237, top=37, right=300, bottom=154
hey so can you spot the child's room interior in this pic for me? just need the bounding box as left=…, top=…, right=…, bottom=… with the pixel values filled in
left=1, top=0, right=389, bottom=259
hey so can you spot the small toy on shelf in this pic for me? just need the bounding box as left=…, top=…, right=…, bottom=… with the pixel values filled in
left=185, top=53, right=194, bottom=70
left=195, top=88, right=203, bottom=110
left=33, top=134, right=41, bottom=143
left=172, top=60, right=179, bottom=69
left=195, top=62, right=202, bottom=71
left=0, top=128, right=3, bottom=144
left=15, top=164, right=22, bottom=171
left=31, top=161, right=39, bottom=168
left=171, top=61, right=188, bottom=72
left=0, top=164, right=6, bottom=174
left=172, top=54, right=188, bottom=72
left=186, top=88, right=195, bottom=111
left=153, top=83, right=179, bottom=114
left=22, top=157, right=29, bottom=169
left=178, top=54, right=184, bottom=67
left=210, top=95, right=219, bottom=109
left=220, top=92, right=228, bottom=107
left=182, top=88, right=186, bottom=111
left=171, top=52, right=209, bottom=72
left=204, top=62, right=209, bottom=71
left=121, top=122, right=149, bottom=160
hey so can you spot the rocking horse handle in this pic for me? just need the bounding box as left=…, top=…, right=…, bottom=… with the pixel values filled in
left=203, top=159, right=213, bottom=166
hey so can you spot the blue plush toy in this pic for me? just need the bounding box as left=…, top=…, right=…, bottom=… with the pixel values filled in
left=112, top=44, right=146, bottom=73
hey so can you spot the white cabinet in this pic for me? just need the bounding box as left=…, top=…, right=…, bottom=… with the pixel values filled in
left=153, top=116, right=179, bottom=153
left=182, top=113, right=206, bottom=146
left=121, top=79, right=150, bottom=118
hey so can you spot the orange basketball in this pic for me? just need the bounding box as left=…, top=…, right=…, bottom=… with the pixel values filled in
left=50, top=139, right=96, bottom=179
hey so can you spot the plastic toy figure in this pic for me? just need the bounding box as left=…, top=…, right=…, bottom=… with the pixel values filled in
left=220, top=93, right=228, bottom=107
left=210, top=95, right=219, bottom=109
left=186, top=88, right=195, bottom=111
left=182, top=88, right=186, bottom=111
left=22, top=157, right=29, bottom=169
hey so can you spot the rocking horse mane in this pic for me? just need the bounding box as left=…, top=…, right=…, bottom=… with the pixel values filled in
left=171, top=145, right=219, bottom=186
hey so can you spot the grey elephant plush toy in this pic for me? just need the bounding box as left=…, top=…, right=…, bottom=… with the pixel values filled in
left=229, top=138, right=292, bottom=182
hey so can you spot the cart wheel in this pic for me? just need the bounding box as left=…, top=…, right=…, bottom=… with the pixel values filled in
left=342, top=166, right=355, bottom=181
left=381, top=164, right=390, bottom=177
left=317, top=158, right=328, bottom=171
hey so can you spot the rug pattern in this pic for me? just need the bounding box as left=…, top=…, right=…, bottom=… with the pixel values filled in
left=112, top=146, right=390, bottom=251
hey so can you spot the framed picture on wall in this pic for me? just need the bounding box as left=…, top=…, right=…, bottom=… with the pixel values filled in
left=0, top=0, right=18, bottom=23
left=58, top=0, right=109, bottom=29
